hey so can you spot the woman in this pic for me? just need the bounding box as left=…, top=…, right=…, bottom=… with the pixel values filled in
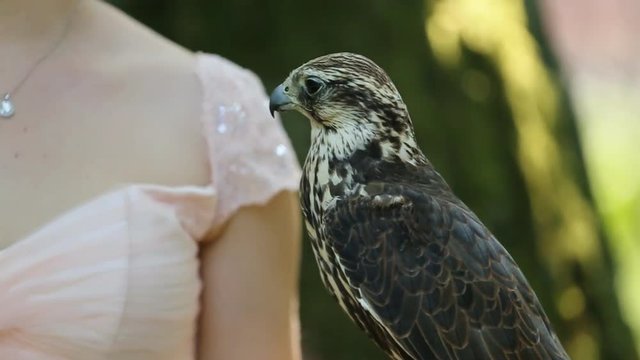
left=0, top=0, right=302, bottom=359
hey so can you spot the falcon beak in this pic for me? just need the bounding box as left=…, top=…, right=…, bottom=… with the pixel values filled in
left=269, top=84, right=294, bottom=117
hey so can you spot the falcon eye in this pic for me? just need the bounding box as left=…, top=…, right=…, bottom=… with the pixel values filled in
left=304, top=77, right=324, bottom=96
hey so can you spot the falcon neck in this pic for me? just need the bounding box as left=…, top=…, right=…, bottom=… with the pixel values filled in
left=309, top=119, right=423, bottom=162
left=309, top=121, right=378, bottom=161
left=306, top=135, right=426, bottom=194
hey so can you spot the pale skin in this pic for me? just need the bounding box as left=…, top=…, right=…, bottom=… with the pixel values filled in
left=0, top=0, right=302, bottom=359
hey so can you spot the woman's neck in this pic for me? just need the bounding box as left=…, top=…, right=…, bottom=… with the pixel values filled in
left=0, top=0, right=79, bottom=91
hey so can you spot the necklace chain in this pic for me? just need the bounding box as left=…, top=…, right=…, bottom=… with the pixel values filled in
left=1, top=0, right=80, bottom=119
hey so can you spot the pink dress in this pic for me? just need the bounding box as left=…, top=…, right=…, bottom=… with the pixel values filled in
left=0, top=54, right=301, bottom=359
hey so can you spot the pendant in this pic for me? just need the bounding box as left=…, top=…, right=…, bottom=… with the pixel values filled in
left=1, top=94, right=15, bottom=119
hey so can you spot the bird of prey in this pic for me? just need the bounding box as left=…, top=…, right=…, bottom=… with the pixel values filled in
left=269, top=52, right=569, bottom=360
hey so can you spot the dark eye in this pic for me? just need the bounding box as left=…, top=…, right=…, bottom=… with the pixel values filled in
left=304, top=77, right=324, bottom=96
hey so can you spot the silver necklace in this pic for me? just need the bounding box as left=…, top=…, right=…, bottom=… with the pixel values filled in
left=0, top=1, right=79, bottom=119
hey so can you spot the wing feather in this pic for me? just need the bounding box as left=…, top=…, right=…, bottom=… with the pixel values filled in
left=322, top=184, right=568, bottom=360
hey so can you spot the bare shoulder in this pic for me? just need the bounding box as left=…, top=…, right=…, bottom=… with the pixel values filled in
left=76, top=1, right=211, bottom=186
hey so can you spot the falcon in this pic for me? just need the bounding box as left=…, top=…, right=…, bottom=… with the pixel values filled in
left=269, top=52, right=569, bottom=360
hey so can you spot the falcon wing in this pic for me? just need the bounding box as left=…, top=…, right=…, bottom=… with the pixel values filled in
left=322, top=184, right=568, bottom=360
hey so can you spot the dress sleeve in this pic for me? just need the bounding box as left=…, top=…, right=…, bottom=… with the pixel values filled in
left=196, top=53, right=301, bottom=233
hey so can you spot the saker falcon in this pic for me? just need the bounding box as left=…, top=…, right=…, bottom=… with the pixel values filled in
left=269, top=52, right=569, bottom=360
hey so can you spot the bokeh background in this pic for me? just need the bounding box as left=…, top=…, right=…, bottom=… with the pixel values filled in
left=108, top=1, right=640, bottom=359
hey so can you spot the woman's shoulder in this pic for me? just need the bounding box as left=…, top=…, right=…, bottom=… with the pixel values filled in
left=85, top=1, right=298, bottom=193
left=85, top=1, right=211, bottom=186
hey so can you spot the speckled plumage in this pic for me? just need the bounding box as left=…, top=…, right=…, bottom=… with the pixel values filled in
left=270, top=53, right=569, bottom=360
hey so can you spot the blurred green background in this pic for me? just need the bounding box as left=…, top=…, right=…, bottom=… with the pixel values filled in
left=108, top=1, right=640, bottom=359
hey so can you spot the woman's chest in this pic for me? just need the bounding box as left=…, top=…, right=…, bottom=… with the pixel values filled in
left=0, top=97, right=207, bottom=250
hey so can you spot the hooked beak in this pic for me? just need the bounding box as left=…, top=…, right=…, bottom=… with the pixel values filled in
left=269, top=84, right=294, bottom=117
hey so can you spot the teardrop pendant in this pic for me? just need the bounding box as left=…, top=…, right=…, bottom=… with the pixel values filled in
left=0, top=94, right=15, bottom=119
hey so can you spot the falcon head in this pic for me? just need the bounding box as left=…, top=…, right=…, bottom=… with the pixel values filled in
left=270, top=53, right=420, bottom=161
